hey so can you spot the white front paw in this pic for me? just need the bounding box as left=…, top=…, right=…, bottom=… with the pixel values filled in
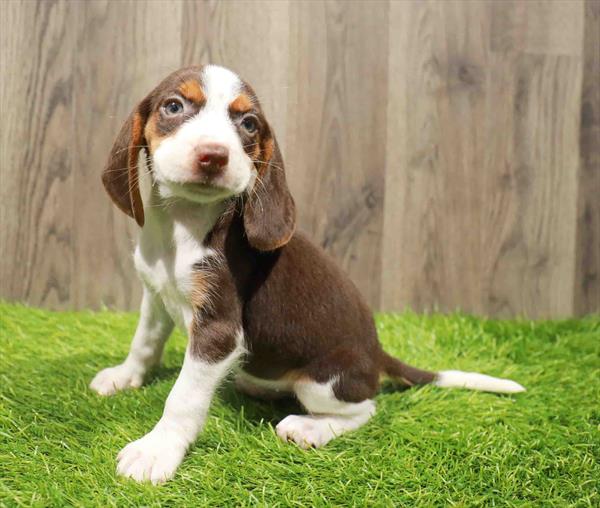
left=89, top=363, right=144, bottom=396
left=116, top=429, right=187, bottom=484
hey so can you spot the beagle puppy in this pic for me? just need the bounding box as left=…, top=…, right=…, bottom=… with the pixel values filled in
left=90, top=65, right=525, bottom=484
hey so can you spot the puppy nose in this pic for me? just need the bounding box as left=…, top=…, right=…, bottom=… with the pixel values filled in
left=196, top=143, right=229, bottom=174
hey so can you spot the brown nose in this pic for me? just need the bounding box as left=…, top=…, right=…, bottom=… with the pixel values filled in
left=196, top=143, right=229, bottom=175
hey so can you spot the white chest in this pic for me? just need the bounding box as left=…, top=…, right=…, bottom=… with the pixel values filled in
left=133, top=203, right=223, bottom=332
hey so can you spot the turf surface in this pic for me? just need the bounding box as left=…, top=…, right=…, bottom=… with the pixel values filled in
left=0, top=302, right=598, bottom=507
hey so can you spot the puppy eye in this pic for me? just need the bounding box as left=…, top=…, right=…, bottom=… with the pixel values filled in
left=241, top=115, right=258, bottom=134
left=163, top=99, right=184, bottom=116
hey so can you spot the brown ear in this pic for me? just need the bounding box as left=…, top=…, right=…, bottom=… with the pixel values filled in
left=244, top=137, right=296, bottom=251
left=102, top=99, right=151, bottom=227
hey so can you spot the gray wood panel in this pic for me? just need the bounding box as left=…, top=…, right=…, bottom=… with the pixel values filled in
left=286, top=0, right=389, bottom=307
left=71, top=0, right=182, bottom=309
left=382, top=0, right=586, bottom=318
left=1, top=0, right=75, bottom=309
left=0, top=0, right=597, bottom=317
left=575, top=0, right=600, bottom=315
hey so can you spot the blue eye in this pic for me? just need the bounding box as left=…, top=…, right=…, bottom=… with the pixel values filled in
left=241, top=115, right=258, bottom=134
left=163, top=99, right=183, bottom=115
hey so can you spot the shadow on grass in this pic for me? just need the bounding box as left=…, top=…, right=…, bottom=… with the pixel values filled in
left=217, top=382, right=302, bottom=426
left=15, top=351, right=302, bottom=430
left=16, top=350, right=515, bottom=434
left=379, top=379, right=412, bottom=395
left=145, top=359, right=303, bottom=425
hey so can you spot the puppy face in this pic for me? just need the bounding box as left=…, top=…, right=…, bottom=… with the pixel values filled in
left=103, top=64, right=295, bottom=251
left=145, top=65, right=270, bottom=204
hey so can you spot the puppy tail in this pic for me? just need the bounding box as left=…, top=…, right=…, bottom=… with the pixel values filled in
left=381, top=353, right=437, bottom=387
left=381, top=353, right=526, bottom=394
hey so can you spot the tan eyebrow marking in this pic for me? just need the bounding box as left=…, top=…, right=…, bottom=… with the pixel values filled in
left=229, top=94, right=253, bottom=114
left=178, top=80, right=206, bottom=104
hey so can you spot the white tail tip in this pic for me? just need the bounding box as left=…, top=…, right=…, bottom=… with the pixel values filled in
left=434, top=370, right=526, bottom=394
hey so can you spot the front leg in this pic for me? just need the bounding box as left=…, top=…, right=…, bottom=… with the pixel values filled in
left=116, top=320, right=243, bottom=484
left=90, top=286, right=174, bottom=396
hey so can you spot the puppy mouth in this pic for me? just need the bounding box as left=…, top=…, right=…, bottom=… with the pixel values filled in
left=161, top=179, right=235, bottom=203
left=186, top=181, right=230, bottom=194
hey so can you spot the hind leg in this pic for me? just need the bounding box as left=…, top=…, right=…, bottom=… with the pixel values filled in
left=276, top=353, right=379, bottom=448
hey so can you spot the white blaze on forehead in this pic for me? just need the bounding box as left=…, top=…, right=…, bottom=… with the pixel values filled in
left=201, top=65, right=242, bottom=111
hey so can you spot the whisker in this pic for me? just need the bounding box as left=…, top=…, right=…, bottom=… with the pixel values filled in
left=110, top=145, right=149, bottom=156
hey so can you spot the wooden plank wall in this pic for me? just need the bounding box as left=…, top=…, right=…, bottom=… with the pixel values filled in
left=1, top=0, right=598, bottom=318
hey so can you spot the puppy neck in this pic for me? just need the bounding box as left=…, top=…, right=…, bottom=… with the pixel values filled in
left=139, top=186, right=227, bottom=255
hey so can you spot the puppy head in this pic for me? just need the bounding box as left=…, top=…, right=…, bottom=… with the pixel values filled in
left=103, top=64, right=295, bottom=250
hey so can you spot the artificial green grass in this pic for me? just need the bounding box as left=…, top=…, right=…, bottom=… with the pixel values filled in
left=0, top=302, right=598, bottom=507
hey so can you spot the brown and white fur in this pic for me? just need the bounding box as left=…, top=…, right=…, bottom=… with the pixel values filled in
left=90, top=65, right=525, bottom=484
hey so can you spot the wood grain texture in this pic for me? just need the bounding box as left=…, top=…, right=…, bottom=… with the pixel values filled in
left=0, top=0, right=75, bottom=309
left=382, top=0, right=584, bottom=318
left=71, top=0, right=182, bottom=309
left=382, top=0, right=448, bottom=313
left=575, top=0, right=600, bottom=314
left=286, top=0, right=389, bottom=307
left=0, top=0, right=597, bottom=317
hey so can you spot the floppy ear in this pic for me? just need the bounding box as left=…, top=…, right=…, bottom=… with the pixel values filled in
left=102, top=98, right=152, bottom=227
left=244, top=137, right=296, bottom=251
